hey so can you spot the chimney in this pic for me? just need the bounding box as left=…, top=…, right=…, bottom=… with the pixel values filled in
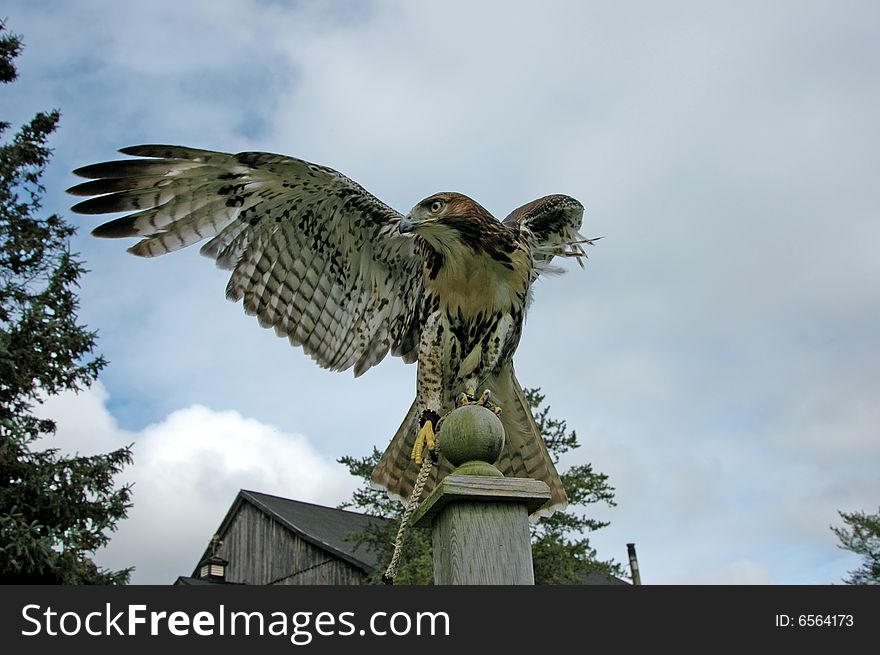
left=627, top=543, right=642, bottom=585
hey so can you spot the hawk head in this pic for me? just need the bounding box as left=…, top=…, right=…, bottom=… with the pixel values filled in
left=399, top=192, right=502, bottom=256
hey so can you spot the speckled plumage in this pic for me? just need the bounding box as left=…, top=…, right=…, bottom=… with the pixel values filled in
left=70, top=145, right=592, bottom=517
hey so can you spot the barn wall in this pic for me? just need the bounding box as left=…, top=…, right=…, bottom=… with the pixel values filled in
left=219, top=502, right=367, bottom=585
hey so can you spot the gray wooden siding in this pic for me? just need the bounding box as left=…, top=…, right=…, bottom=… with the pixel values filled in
left=219, top=502, right=367, bottom=585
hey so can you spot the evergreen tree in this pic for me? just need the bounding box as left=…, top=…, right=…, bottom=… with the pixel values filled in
left=338, top=448, right=432, bottom=585
left=340, top=387, right=624, bottom=584
left=0, top=22, right=133, bottom=584
left=832, top=507, right=880, bottom=585
left=524, top=388, right=624, bottom=583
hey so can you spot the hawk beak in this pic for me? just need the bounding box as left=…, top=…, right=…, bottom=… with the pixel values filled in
left=399, top=217, right=415, bottom=234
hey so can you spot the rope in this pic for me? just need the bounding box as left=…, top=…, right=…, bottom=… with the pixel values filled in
left=382, top=427, right=441, bottom=585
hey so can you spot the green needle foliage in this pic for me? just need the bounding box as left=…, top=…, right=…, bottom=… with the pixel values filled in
left=340, top=388, right=625, bottom=584
left=338, top=448, right=433, bottom=585
left=524, top=388, right=625, bottom=584
left=0, top=22, right=133, bottom=584
left=832, top=507, right=880, bottom=585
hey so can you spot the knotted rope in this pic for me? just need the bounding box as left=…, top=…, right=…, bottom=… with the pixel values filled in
left=382, top=423, right=443, bottom=585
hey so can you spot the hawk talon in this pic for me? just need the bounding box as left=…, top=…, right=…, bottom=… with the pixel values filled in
left=455, top=386, right=502, bottom=416
left=411, top=419, right=437, bottom=465
left=456, top=387, right=479, bottom=407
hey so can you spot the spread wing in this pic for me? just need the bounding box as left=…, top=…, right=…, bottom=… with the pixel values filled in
left=69, top=145, right=423, bottom=375
left=502, top=194, right=593, bottom=279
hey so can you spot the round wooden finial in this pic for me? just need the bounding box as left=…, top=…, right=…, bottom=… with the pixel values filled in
left=439, top=404, right=505, bottom=477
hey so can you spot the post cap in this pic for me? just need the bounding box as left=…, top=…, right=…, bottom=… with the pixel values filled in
left=412, top=475, right=551, bottom=527
left=440, top=404, right=505, bottom=475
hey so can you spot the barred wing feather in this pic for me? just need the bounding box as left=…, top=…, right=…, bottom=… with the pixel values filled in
left=502, top=194, right=594, bottom=279
left=69, top=145, right=423, bottom=375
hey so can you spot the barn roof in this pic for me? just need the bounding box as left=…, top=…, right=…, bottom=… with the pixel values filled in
left=196, top=489, right=391, bottom=575
left=174, top=575, right=241, bottom=585
left=579, top=570, right=630, bottom=585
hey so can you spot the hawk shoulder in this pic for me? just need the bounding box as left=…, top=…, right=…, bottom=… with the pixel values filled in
left=503, top=194, right=592, bottom=277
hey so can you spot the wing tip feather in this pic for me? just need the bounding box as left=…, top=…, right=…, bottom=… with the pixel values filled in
left=90, top=216, right=139, bottom=238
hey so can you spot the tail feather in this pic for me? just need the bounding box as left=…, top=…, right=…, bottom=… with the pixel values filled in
left=370, top=363, right=567, bottom=518
left=496, top=369, right=568, bottom=517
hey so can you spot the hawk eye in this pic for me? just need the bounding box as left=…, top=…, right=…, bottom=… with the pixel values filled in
left=429, top=200, right=444, bottom=214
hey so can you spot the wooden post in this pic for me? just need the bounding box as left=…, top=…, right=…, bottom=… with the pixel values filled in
left=412, top=405, right=550, bottom=585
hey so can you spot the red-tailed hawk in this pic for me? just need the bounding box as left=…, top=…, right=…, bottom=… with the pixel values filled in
left=69, top=145, right=593, bottom=516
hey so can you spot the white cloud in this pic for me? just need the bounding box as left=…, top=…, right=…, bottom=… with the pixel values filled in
left=36, top=383, right=357, bottom=584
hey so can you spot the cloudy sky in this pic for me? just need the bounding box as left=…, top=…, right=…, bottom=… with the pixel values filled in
left=6, top=1, right=878, bottom=584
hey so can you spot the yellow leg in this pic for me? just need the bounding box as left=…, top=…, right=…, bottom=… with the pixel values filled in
left=411, top=420, right=436, bottom=464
